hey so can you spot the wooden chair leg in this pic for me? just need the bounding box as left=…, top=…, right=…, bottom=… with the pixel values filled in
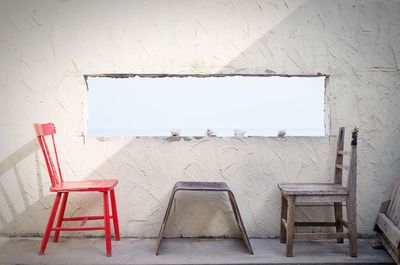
left=39, top=192, right=62, bottom=255
left=103, top=191, right=112, bottom=257
left=334, top=202, right=344, bottom=243
left=286, top=196, right=295, bottom=257
left=280, top=195, right=288, bottom=243
left=110, top=189, right=120, bottom=241
left=53, top=192, right=69, bottom=242
left=346, top=198, right=357, bottom=257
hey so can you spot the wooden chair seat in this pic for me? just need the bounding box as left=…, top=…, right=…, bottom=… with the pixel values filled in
left=278, top=183, right=348, bottom=196
left=173, top=181, right=230, bottom=191
left=50, top=179, right=118, bottom=192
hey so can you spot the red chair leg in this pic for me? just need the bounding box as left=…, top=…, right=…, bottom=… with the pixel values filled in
left=53, top=192, right=69, bottom=242
left=39, top=192, right=62, bottom=255
left=110, top=189, right=120, bottom=241
left=103, top=191, right=112, bottom=257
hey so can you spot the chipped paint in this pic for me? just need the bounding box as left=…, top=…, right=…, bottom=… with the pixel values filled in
left=0, top=0, right=399, bottom=238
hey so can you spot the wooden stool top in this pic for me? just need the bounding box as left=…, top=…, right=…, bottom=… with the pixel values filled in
left=173, top=181, right=231, bottom=192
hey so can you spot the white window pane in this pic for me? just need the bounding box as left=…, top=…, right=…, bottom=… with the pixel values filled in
left=87, top=76, right=325, bottom=136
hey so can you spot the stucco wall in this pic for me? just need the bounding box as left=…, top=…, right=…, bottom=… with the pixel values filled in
left=0, top=0, right=399, bottom=237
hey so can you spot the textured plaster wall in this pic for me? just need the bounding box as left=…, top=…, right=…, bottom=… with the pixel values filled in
left=0, top=0, right=399, bottom=237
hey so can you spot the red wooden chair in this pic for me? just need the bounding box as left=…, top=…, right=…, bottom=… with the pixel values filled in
left=34, top=122, right=120, bottom=257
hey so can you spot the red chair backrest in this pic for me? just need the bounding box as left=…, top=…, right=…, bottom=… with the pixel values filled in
left=34, top=123, right=63, bottom=187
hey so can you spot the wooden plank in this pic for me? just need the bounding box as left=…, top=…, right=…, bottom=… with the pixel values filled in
left=374, top=200, right=390, bottom=231
left=294, top=232, right=347, bottom=240
left=387, top=187, right=399, bottom=223
left=295, top=202, right=350, bottom=206
left=376, top=212, right=400, bottom=247
left=389, top=176, right=400, bottom=203
left=295, top=195, right=347, bottom=204
left=387, top=176, right=400, bottom=226
left=377, top=232, right=400, bottom=265
left=380, top=200, right=391, bottom=214
left=294, top=222, right=336, bottom=227
left=279, top=183, right=348, bottom=195
left=294, top=202, right=337, bottom=206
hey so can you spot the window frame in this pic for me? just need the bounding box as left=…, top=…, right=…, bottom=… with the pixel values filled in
left=83, top=73, right=328, bottom=139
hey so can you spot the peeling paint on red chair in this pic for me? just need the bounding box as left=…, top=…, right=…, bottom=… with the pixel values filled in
left=34, top=123, right=120, bottom=257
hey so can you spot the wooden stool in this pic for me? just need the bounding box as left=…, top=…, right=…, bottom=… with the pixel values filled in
left=155, top=181, right=253, bottom=255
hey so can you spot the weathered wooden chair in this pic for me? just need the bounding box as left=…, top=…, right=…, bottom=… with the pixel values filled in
left=278, top=127, right=358, bottom=257
left=34, top=123, right=120, bottom=257
left=374, top=175, right=400, bottom=264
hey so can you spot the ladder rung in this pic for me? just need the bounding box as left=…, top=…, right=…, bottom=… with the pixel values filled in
left=294, top=222, right=336, bottom=227
left=337, top=150, right=349, bottom=155
left=294, top=232, right=347, bottom=240
left=336, top=164, right=348, bottom=170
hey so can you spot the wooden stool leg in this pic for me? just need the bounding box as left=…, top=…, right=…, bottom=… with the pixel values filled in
left=155, top=190, right=177, bottom=255
left=286, top=196, right=295, bottom=257
left=39, top=192, right=62, bottom=255
left=334, top=202, right=344, bottom=243
left=103, top=191, right=112, bottom=257
left=227, top=191, right=253, bottom=254
left=280, top=195, right=288, bottom=243
left=110, top=189, right=120, bottom=241
left=346, top=198, right=357, bottom=257
left=53, top=192, right=69, bottom=242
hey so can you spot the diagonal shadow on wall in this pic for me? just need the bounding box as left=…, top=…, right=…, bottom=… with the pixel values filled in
left=0, top=130, right=333, bottom=240
left=0, top=136, right=252, bottom=238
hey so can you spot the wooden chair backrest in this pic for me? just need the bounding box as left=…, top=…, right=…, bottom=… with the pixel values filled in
left=334, top=127, right=358, bottom=191
left=347, top=128, right=358, bottom=203
left=334, top=127, right=345, bottom=185
left=34, top=123, right=63, bottom=187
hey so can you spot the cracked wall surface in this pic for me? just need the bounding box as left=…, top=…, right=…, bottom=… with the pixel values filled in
left=0, top=0, right=399, bottom=237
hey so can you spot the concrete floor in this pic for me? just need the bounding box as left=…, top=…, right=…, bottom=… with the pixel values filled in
left=0, top=237, right=394, bottom=265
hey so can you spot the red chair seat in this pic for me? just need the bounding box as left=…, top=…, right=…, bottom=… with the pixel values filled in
left=50, top=179, right=118, bottom=192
